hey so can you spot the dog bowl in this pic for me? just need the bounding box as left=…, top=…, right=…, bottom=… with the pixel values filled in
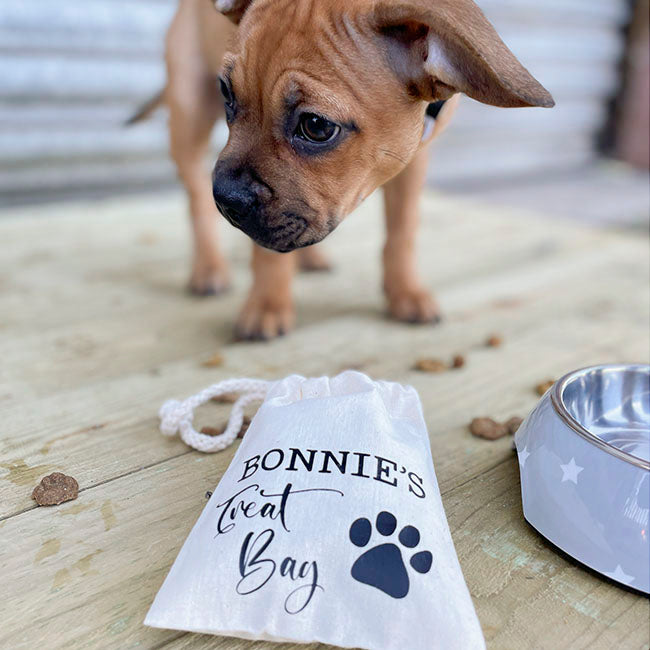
left=515, top=364, right=649, bottom=593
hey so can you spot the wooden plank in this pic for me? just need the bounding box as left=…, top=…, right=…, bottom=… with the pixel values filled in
left=0, top=190, right=648, bottom=648
left=0, top=191, right=647, bottom=489
left=445, top=461, right=650, bottom=650
left=158, top=461, right=650, bottom=650
left=0, top=284, right=644, bottom=519
left=2, top=449, right=647, bottom=648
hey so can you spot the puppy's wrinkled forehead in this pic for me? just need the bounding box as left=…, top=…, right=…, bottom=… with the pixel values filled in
left=223, top=0, right=394, bottom=126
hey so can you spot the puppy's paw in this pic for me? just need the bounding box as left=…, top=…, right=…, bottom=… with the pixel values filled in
left=387, top=288, right=441, bottom=324
left=297, top=246, right=332, bottom=273
left=235, top=293, right=295, bottom=341
left=188, top=260, right=230, bottom=297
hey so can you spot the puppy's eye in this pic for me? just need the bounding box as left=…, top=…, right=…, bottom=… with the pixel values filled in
left=219, top=78, right=234, bottom=106
left=296, top=113, right=340, bottom=143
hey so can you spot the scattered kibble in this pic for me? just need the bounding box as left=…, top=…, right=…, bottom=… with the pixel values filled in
left=32, top=472, right=79, bottom=506
left=200, top=416, right=251, bottom=439
left=505, top=416, right=524, bottom=435
left=211, top=392, right=238, bottom=404
left=414, top=358, right=448, bottom=373
left=414, top=354, right=467, bottom=372
left=238, top=416, right=251, bottom=438
left=469, top=416, right=523, bottom=440
left=469, top=417, right=509, bottom=440
left=536, top=379, right=555, bottom=396
left=451, top=354, right=466, bottom=369
left=201, top=353, right=224, bottom=368
left=486, top=334, right=503, bottom=348
left=469, top=415, right=524, bottom=440
left=199, top=426, right=223, bottom=436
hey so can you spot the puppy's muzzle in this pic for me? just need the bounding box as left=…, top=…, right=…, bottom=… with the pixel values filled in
left=212, top=164, right=310, bottom=252
left=211, top=167, right=257, bottom=230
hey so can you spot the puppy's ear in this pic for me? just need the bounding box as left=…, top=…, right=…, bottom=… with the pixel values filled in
left=372, top=0, right=554, bottom=108
left=214, top=0, right=253, bottom=24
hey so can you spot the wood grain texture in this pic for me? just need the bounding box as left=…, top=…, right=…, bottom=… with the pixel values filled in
left=1, top=191, right=648, bottom=649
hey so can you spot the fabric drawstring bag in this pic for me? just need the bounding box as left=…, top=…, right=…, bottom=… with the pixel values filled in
left=145, top=371, right=485, bottom=650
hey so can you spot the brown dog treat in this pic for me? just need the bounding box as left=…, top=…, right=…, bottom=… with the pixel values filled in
left=201, top=352, right=224, bottom=368
left=200, top=416, right=251, bottom=439
left=505, top=416, right=524, bottom=434
left=238, top=416, right=251, bottom=438
left=451, top=354, right=465, bottom=369
left=485, top=334, right=503, bottom=347
left=469, top=417, right=509, bottom=440
left=211, top=392, right=238, bottom=404
left=536, top=379, right=555, bottom=396
left=32, top=472, right=79, bottom=506
left=200, top=426, right=223, bottom=436
left=414, top=358, right=447, bottom=373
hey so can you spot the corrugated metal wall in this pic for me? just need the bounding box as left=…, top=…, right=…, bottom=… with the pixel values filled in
left=0, top=0, right=630, bottom=203
left=432, top=0, right=630, bottom=187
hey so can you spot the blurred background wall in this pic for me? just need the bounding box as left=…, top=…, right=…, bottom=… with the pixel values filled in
left=1, top=0, right=648, bottom=219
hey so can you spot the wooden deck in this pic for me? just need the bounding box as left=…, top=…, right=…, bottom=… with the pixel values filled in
left=1, top=190, right=649, bottom=649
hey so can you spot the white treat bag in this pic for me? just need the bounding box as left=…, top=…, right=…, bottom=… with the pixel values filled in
left=145, top=371, right=485, bottom=650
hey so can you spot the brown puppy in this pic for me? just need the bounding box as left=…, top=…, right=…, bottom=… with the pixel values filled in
left=158, top=0, right=553, bottom=339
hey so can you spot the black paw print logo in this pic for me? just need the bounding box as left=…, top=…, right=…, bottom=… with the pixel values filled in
left=349, top=511, right=432, bottom=598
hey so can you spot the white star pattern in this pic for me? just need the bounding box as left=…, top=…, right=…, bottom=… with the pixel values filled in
left=604, top=564, right=634, bottom=585
left=518, top=447, right=530, bottom=468
left=560, top=457, right=584, bottom=484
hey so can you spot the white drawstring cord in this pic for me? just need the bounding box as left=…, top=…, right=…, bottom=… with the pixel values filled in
left=159, top=378, right=271, bottom=453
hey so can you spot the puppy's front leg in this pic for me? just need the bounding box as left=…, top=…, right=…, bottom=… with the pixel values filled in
left=382, top=146, right=441, bottom=324
left=236, top=245, right=296, bottom=340
left=168, top=91, right=229, bottom=296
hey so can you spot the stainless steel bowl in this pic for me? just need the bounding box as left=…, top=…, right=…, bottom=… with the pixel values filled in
left=515, top=364, right=650, bottom=593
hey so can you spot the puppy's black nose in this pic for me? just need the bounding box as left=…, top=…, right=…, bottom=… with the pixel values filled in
left=211, top=166, right=257, bottom=228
